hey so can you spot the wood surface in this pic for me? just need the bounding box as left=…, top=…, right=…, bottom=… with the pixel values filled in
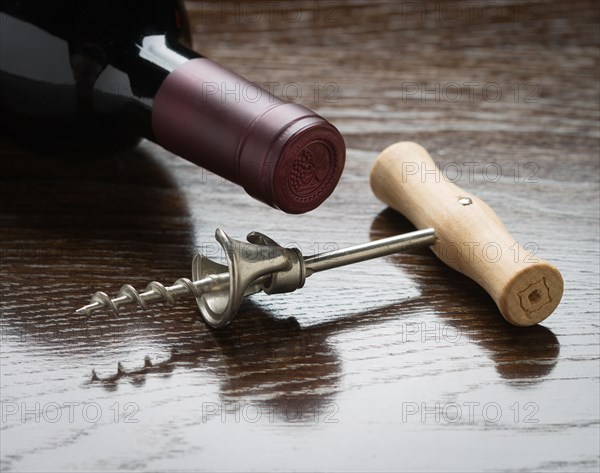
left=1, top=0, right=599, bottom=472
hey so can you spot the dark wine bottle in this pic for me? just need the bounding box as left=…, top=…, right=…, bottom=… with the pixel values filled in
left=0, top=0, right=345, bottom=214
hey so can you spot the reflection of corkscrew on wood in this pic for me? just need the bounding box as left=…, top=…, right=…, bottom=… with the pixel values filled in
left=89, top=350, right=189, bottom=386
left=87, top=310, right=345, bottom=407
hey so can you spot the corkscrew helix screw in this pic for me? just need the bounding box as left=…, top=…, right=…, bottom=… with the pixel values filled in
left=76, top=228, right=437, bottom=328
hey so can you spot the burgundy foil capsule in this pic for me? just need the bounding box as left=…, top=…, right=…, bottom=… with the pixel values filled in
left=152, top=58, right=346, bottom=214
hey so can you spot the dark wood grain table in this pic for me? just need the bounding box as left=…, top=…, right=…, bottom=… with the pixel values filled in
left=1, top=1, right=599, bottom=471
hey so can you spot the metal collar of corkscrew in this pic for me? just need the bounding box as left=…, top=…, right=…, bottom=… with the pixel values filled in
left=193, top=229, right=306, bottom=328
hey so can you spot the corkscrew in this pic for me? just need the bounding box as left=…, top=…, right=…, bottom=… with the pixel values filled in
left=78, top=142, right=564, bottom=328
left=76, top=228, right=437, bottom=328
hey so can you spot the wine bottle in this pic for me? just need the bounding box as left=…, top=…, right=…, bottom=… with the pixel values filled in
left=0, top=0, right=346, bottom=214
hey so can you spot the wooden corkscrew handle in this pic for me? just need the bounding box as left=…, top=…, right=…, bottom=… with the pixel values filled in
left=370, top=142, right=563, bottom=327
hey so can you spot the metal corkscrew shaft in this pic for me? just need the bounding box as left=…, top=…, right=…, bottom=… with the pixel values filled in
left=76, top=228, right=436, bottom=328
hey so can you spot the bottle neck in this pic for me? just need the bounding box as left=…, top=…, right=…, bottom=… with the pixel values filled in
left=94, top=35, right=199, bottom=139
